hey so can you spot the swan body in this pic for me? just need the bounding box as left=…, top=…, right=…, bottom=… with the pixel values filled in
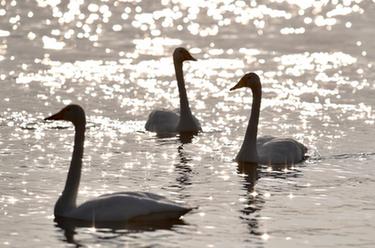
left=56, top=192, right=190, bottom=222
left=145, top=47, right=202, bottom=134
left=45, top=104, right=193, bottom=223
left=145, top=109, right=201, bottom=133
left=230, top=73, right=307, bottom=165
left=256, top=135, right=307, bottom=164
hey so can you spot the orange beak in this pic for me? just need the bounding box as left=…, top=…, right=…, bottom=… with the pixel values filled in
left=44, top=110, right=64, bottom=121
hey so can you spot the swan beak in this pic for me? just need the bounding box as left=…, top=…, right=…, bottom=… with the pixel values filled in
left=230, top=82, right=241, bottom=91
left=185, top=52, right=197, bottom=61
left=188, top=55, right=197, bottom=61
left=230, top=84, right=239, bottom=91
left=44, top=111, right=64, bottom=121
left=230, top=77, right=245, bottom=91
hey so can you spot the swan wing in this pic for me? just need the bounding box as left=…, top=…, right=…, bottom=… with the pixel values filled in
left=257, top=135, right=276, bottom=146
left=145, top=110, right=179, bottom=133
left=257, top=137, right=307, bottom=165
left=98, top=191, right=169, bottom=202
left=69, top=192, right=192, bottom=222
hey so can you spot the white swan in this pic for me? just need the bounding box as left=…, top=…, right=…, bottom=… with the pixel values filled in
left=230, top=73, right=307, bottom=165
left=145, top=47, right=201, bottom=134
left=45, top=104, right=194, bottom=223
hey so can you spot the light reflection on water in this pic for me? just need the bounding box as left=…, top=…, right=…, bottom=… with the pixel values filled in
left=1, top=0, right=375, bottom=247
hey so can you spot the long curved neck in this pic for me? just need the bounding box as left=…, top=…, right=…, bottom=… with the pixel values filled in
left=174, top=60, right=193, bottom=119
left=56, top=124, right=85, bottom=214
left=244, top=87, right=261, bottom=147
left=239, top=86, right=261, bottom=161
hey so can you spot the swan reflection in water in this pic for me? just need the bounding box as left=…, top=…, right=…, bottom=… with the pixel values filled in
left=175, top=144, right=193, bottom=188
left=237, top=162, right=303, bottom=240
left=158, top=134, right=196, bottom=195
left=55, top=216, right=187, bottom=247
left=178, top=131, right=197, bottom=144
left=154, top=131, right=197, bottom=144
left=153, top=130, right=197, bottom=191
left=237, top=162, right=263, bottom=237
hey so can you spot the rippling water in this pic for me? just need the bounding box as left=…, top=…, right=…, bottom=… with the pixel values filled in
left=1, top=0, right=375, bottom=247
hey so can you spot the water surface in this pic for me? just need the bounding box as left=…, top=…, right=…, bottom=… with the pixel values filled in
left=1, top=1, right=375, bottom=247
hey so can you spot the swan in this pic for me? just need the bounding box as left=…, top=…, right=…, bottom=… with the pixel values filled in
left=230, top=73, right=307, bottom=165
left=45, top=104, right=194, bottom=223
left=145, top=47, right=201, bottom=134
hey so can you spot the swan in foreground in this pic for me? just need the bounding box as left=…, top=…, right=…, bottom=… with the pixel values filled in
left=145, top=47, right=201, bottom=134
left=230, top=73, right=307, bottom=164
left=45, top=104, right=194, bottom=223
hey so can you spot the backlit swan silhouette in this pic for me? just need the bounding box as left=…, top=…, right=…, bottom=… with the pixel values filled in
left=45, top=104, right=194, bottom=223
left=145, top=47, right=201, bottom=134
left=230, top=73, right=307, bottom=164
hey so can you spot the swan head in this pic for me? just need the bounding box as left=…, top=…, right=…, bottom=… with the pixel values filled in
left=45, top=104, right=86, bottom=128
left=173, top=47, right=197, bottom=63
left=230, top=72, right=261, bottom=91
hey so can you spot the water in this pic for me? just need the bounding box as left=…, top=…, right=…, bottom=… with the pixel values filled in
left=1, top=0, right=375, bottom=247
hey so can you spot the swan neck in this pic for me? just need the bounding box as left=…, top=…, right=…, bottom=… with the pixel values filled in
left=59, top=124, right=85, bottom=211
left=242, top=87, right=261, bottom=156
left=174, top=60, right=192, bottom=118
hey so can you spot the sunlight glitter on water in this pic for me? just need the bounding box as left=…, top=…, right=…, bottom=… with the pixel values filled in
left=1, top=0, right=375, bottom=247
left=42, top=36, right=65, bottom=50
